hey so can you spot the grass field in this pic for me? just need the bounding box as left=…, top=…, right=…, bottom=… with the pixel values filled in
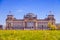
left=0, top=30, right=60, bottom=40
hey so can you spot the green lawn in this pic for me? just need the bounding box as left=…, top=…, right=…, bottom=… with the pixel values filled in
left=0, top=30, right=60, bottom=40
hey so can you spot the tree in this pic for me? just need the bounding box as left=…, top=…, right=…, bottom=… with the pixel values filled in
left=51, top=24, right=57, bottom=30
left=48, top=22, right=57, bottom=30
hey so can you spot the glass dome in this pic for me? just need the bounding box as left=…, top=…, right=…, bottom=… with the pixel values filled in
left=25, top=13, right=37, bottom=18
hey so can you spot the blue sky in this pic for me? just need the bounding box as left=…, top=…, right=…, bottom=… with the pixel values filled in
left=0, top=0, right=60, bottom=25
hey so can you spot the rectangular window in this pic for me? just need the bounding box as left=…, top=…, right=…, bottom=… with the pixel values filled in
left=26, top=22, right=35, bottom=27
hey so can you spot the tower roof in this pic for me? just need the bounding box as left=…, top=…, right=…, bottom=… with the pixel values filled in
left=8, top=11, right=13, bottom=15
left=48, top=11, right=54, bottom=16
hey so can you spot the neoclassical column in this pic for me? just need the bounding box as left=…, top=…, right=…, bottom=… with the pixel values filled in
left=35, top=21, right=38, bottom=30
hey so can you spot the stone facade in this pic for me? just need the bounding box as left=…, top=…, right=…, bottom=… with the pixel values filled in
left=5, top=12, right=55, bottom=30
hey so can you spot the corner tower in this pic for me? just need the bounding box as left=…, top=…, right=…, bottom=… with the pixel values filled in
left=47, top=11, right=55, bottom=25
left=6, top=11, right=14, bottom=29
